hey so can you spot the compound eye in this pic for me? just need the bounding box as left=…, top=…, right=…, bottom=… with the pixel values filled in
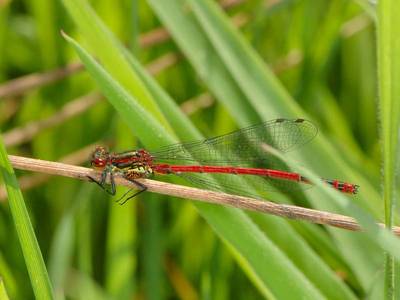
left=93, top=158, right=106, bottom=167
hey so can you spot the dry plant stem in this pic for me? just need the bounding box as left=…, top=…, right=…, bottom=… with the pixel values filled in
left=3, top=93, right=101, bottom=147
left=0, top=63, right=84, bottom=98
left=0, top=142, right=104, bottom=201
left=180, top=93, right=215, bottom=115
left=139, top=27, right=171, bottom=49
left=138, top=0, right=244, bottom=48
left=7, top=155, right=400, bottom=236
left=0, top=23, right=172, bottom=99
left=220, top=0, right=244, bottom=9
left=146, top=53, right=181, bottom=76
left=164, top=255, right=199, bottom=300
left=0, top=27, right=173, bottom=99
left=0, top=98, right=21, bottom=123
left=2, top=50, right=179, bottom=148
left=341, top=14, right=372, bottom=38
left=179, top=50, right=304, bottom=115
left=265, top=0, right=282, bottom=8
left=0, top=0, right=245, bottom=99
left=272, top=50, right=303, bottom=74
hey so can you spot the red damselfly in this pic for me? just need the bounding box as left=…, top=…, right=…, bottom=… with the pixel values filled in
left=88, top=118, right=359, bottom=204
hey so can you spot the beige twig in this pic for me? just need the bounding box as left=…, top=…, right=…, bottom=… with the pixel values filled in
left=0, top=0, right=246, bottom=100
left=220, top=0, right=245, bottom=9
left=341, top=14, right=372, bottom=38
left=179, top=49, right=304, bottom=115
left=0, top=27, right=175, bottom=99
left=2, top=49, right=180, bottom=148
left=0, top=98, right=20, bottom=123
left=0, top=142, right=104, bottom=201
left=139, top=0, right=246, bottom=49
left=265, top=0, right=282, bottom=9
left=6, top=155, right=400, bottom=236
left=139, top=27, right=171, bottom=49
left=146, top=53, right=181, bottom=76
left=3, top=93, right=101, bottom=147
left=180, top=93, right=215, bottom=115
left=0, top=23, right=175, bottom=99
left=0, top=63, right=84, bottom=99
left=272, top=50, right=303, bottom=74
left=165, top=255, right=199, bottom=300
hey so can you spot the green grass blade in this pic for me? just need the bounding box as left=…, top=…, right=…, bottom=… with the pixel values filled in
left=66, top=271, right=110, bottom=300
left=48, top=207, right=75, bottom=295
left=0, top=277, right=10, bottom=300
left=199, top=206, right=326, bottom=299
left=27, top=0, right=60, bottom=68
left=142, top=195, right=164, bottom=300
left=123, top=53, right=202, bottom=140
left=377, top=0, right=400, bottom=298
left=251, top=213, right=357, bottom=300
left=147, top=0, right=261, bottom=125
left=76, top=194, right=93, bottom=276
left=105, top=201, right=136, bottom=299
left=61, top=32, right=172, bottom=150
left=0, top=252, right=17, bottom=299
left=0, top=134, right=54, bottom=300
left=186, top=0, right=301, bottom=118
left=48, top=185, right=95, bottom=298
left=353, top=0, right=377, bottom=20
left=105, top=122, right=137, bottom=300
left=0, top=5, right=9, bottom=82
left=62, top=0, right=170, bottom=131
left=104, top=120, right=139, bottom=300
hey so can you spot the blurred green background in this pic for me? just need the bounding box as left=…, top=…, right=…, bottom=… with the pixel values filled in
left=0, top=0, right=394, bottom=299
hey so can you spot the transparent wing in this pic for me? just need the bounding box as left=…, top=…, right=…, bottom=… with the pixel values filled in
left=151, top=118, right=317, bottom=166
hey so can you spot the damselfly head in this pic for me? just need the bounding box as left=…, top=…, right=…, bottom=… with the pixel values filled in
left=91, top=146, right=109, bottom=168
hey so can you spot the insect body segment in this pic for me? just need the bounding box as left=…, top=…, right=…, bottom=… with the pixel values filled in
left=325, top=179, right=359, bottom=194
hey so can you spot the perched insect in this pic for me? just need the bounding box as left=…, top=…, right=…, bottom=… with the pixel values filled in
left=89, top=118, right=358, bottom=204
